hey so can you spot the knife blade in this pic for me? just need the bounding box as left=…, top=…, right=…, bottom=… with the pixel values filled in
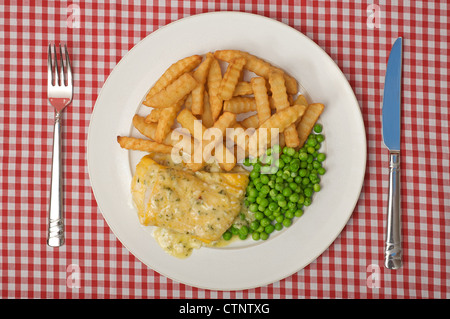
left=382, top=37, right=403, bottom=269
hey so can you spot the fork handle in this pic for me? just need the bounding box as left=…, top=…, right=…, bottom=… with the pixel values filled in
left=384, top=151, right=402, bottom=269
left=47, top=112, right=65, bottom=247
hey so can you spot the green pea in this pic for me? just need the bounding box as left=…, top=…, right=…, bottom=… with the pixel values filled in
left=289, top=159, right=300, bottom=171
left=260, top=217, right=271, bottom=227
left=313, top=123, right=323, bottom=133
left=295, top=209, right=304, bottom=217
left=260, top=232, right=269, bottom=240
left=282, top=187, right=292, bottom=197
left=255, top=211, right=264, bottom=220
left=249, top=203, right=258, bottom=212
left=260, top=185, right=270, bottom=194
left=259, top=198, right=269, bottom=208
left=298, top=152, right=308, bottom=161
left=269, top=189, right=278, bottom=198
left=282, top=218, right=292, bottom=227
left=269, top=202, right=279, bottom=211
left=239, top=225, right=249, bottom=236
left=281, top=155, right=292, bottom=163
left=261, top=166, right=271, bottom=174
left=278, top=200, right=287, bottom=208
left=307, top=138, right=317, bottom=147
left=312, top=160, right=321, bottom=169
left=298, top=195, right=305, bottom=204
left=272, top=144, right=281, bottom=154
left=222, top=231, right=232, bottom=240
left=260, top=175, right=269, bottom=184
left=256, top=225, right=265, bottom=233
left=313, top=183, right=321, bottom=192
left=285, top=147, right=296, bottom=157
left=289, top=193, right=300, bottom=203
left=316, top=134, right=325, bottom=143
left=239, top=232, right=248, bottom=240
left=317, top=167, right=326, bottom=175
left=249, top=170, right=259, bottom=179
left=317, top=153, right=326, bottom=162
left=275, top=222, right=283, bottom=231
left=265, top=224, right=275, bottom=234
left=285, top=211, right=294, bottom=219
left=252, top=232, right=260, bottom=240
left=248, top=188, right=258, bottom=198
left=299, top=168, right=308, bottom=177
left=304, top=187, right=313, bottom=197
left=250, top=220, right=260, bottom=230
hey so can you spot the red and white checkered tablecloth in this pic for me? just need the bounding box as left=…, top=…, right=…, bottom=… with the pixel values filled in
left=0, top=1, right=448, bottom=299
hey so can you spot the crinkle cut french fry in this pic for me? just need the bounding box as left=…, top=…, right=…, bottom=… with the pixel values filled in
left=176, top=108, right=206, bottom=140
left=249, top=104, right=307, bottom=157
left=145, top=73, right=198, bottom=108
left=133, top=115, right=180, bottom=147
left=117, top=136, right=173, bottom=154
left=268, top=69, right=290, bottom=111
left=143, top=54, right=202, bottom=103
left=187, top=111, right=237, bottom=171
left=214, top=50, right=298, bottom=95
left=297, top=103, right=325, bottom=147
left=268, top=69, right=300, bottom=147
left=207, top=57, right=223, bottom=122
left=193, top=52, right=214, bottom=84
left=219, top=57, right=246, bottom=101
left=191, top=53, right=214, bottom=115
left=223, top=97, right=257, bottom=114
left=251, top=76, right=271, bottom=125
left=213, top=112, right=236, bottom=135
left=190, top=83, right=205, bottom=115
left=294, top=94, right=308, bottom=107
left=283, top=124, right=300, bottom=148
left=240, top=114, right=259, bottom=129
left=201, top=91, right=214, bottom=128
left=145, top=108, right=163, bottom=123
left=233, top=81, right=253, bottom=96
left=154, top=100, right=184, bottom=143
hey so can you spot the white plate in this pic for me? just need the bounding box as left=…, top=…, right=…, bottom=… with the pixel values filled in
left=87, top=12, right=366, bottom=291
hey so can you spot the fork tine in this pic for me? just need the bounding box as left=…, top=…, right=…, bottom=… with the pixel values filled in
left=64, top=44, right=72, bottom=88
left=48, top=44, right=54, bottom=86
left=59, top=44, right=66, bottom=86
left=53, top=43, right=60, bottom=86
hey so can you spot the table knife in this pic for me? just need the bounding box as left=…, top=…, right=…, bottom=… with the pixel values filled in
left=382, top=37, right=403, bottom=269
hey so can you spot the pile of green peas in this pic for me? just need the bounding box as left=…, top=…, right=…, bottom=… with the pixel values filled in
left=222, top=123, right=326, bottom=241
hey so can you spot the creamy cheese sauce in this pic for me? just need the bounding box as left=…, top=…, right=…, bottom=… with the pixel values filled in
left=132, top=153, right=249, bottom=259
left=153, top=227, right=202, bottom=259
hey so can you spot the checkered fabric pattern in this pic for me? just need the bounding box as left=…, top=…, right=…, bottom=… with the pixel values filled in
left=0, top=0, right=448, bottom=299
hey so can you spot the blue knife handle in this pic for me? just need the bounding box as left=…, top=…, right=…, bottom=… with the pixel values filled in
left=384, top=151, right=402, bottom=269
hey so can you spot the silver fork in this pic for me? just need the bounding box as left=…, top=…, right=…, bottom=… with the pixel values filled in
left=47, top=43, right=73, bottom=247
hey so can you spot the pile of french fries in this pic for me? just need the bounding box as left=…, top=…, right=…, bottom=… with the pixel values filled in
left=117, top=50, right=325, bottom=172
